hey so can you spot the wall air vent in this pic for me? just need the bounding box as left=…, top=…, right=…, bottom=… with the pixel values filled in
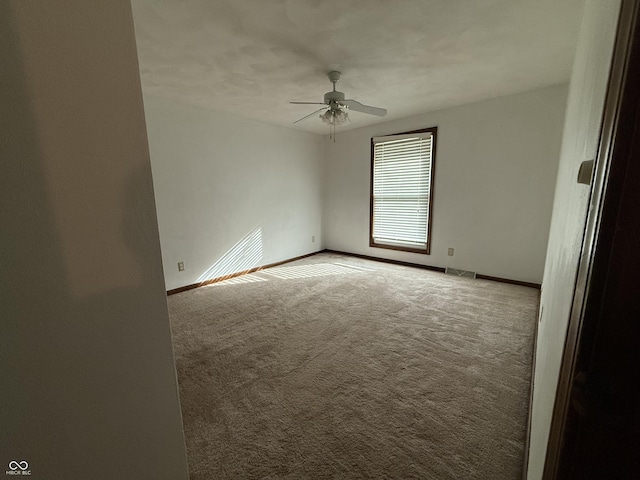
left=445, top=268, right=477, bottom=279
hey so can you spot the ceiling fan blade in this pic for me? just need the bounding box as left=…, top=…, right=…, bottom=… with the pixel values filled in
left=290, top=101, right=327, bottom=105
left=342, top=99, right=387, bottom=117
left=293, top=107, right=328, bottom=124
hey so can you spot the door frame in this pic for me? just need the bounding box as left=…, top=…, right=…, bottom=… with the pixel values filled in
left=542, top=0, right=640, bottom=477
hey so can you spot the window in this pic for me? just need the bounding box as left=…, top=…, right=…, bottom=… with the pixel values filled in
left=370, top=127, right=437, bottom=254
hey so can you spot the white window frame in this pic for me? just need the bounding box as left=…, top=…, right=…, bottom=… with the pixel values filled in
left=370, top=127, right=437, bottom=254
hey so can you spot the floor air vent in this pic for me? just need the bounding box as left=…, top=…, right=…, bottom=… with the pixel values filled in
left=445, top=268, right=477, bottom=279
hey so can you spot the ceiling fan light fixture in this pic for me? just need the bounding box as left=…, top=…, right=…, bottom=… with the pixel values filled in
left=320, top=108, right=348, bottom=126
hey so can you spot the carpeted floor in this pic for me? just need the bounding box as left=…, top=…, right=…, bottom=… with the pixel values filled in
left=168, top=252, right=539, bottom=479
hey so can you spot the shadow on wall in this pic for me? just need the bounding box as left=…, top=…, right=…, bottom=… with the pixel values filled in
left=1, top=2, right=68, bottom=472
left=198, top=227, right=264, bottom=282
left=0, top=3, right=187, bottom=478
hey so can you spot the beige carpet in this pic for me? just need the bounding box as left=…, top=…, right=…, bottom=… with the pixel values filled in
left=168, top=252, right=538, bottom=479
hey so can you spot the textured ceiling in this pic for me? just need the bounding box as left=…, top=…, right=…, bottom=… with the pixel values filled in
left=131, top=0, right=585, bottom=134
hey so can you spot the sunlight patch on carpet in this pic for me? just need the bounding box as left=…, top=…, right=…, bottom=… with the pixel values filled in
left=205, top=273, right=267, bottom=287
left=263, top=262, right=374, bottom=280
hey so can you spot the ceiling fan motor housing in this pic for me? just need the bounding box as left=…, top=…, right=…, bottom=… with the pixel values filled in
left=324, top=90, right=345, bottom=105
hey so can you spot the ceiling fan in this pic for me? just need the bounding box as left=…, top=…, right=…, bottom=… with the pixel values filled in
left=291, top=71, right=387, bottom=139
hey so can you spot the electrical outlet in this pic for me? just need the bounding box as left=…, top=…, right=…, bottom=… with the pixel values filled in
left=448, top=248, right=454, bottom=256
left=312, top=235, right=316, bottom=243
left=178, top=261, right=185, bottom=272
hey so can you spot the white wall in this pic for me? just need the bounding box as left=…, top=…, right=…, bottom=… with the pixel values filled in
left=143, top=95, right=323, bottom=291
left=323, top=85, right=567, bottom=284
left=0, top=1, right=189, bottom=479
left=527, top=1, right=621, bottom=478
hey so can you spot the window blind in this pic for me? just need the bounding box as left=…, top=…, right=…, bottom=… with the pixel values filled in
left=372, top=132, right=433, bottom=250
